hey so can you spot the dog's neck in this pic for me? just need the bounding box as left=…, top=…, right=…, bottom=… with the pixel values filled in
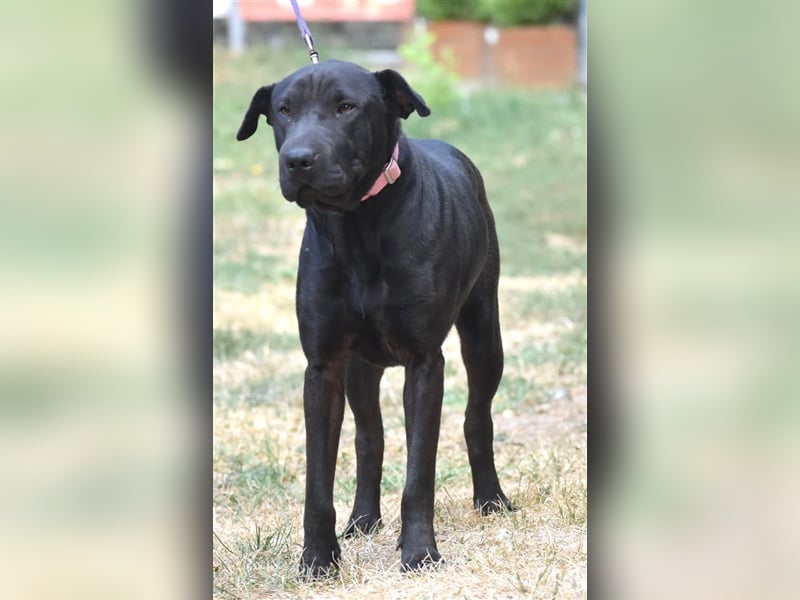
left=360, top=142, right=401, bottom=202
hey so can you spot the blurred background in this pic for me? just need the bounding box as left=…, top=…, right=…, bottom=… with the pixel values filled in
left=2, top=0, right=799, bottom=598
left=213, top=0, right=586, bottom=89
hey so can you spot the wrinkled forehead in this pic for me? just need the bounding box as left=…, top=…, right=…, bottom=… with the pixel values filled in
left=275, top=60, right=381, bottom=104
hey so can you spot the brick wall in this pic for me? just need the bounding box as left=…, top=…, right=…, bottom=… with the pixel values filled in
left=428, top=22, right=577, bottom=89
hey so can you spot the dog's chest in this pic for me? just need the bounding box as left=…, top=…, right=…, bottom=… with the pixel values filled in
left=302, top=215, right=455, bottom=365
left=345, top=269, right=415, bottom=365
left=334, top=220, right=399, bottom=319
left=343, top=251, right=409, bottom=326
left=347, top=267, right=386, bottom=319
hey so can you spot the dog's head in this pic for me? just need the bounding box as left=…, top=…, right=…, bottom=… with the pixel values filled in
left=236, top=59, right=430, bottom=213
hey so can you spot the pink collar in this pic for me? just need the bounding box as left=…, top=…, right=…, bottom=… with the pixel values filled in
left=361, top=142, right=401, bottom=201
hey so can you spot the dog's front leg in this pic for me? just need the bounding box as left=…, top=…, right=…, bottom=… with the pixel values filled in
left=300, top=362, right=345, bottom=577
left=398, top=351, right=445, bottom=571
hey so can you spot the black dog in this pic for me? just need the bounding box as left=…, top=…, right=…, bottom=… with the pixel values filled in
left=237, top=59, right=515, bottom=575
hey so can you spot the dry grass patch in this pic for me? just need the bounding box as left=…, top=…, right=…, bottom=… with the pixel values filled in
left=213, top=417, right=586, bottom=599
left=213, top=272, right=586, bottom=598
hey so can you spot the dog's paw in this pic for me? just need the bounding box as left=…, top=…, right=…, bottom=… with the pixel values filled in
left=396, top=532, right=443, bottom=573
left=400, top=549, right=444, bottom=573
left=343, top=513, right=382, bottom=538
left=475, top=493, right=519, bottom=515
left=299, top=545, right=341, bottom=581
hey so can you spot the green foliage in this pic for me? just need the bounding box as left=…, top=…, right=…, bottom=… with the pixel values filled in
left=478, top=0, right=577, bottom=26
left=415, top=0, right=475, bottom=21
left=416, top=0, right=577, bottom=26
left=398, top=31, right=460, bottom=111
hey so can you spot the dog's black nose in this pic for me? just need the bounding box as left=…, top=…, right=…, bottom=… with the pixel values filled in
left=282, top=147, right=318, bottom=172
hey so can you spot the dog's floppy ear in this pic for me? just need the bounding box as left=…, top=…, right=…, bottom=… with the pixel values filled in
left=375, top=70, right=431, bottom=119
left=236, top=85, right=274, bottom=141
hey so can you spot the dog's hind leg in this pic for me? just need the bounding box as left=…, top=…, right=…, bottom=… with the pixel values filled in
left=456, top=261, right=518, bottom=515
left=343, top=354, right=385, bottom=537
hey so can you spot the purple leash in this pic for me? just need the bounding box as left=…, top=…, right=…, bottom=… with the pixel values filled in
left=288, top=0, right=320, bottom=64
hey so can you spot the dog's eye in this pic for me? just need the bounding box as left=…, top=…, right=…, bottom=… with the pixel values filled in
left=337, top=102, right=355, bottom=114
left=278, top=105, right=291, bottom=117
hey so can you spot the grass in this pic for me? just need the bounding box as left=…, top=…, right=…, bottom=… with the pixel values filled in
left=213, top=44, right=586, bottom=598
